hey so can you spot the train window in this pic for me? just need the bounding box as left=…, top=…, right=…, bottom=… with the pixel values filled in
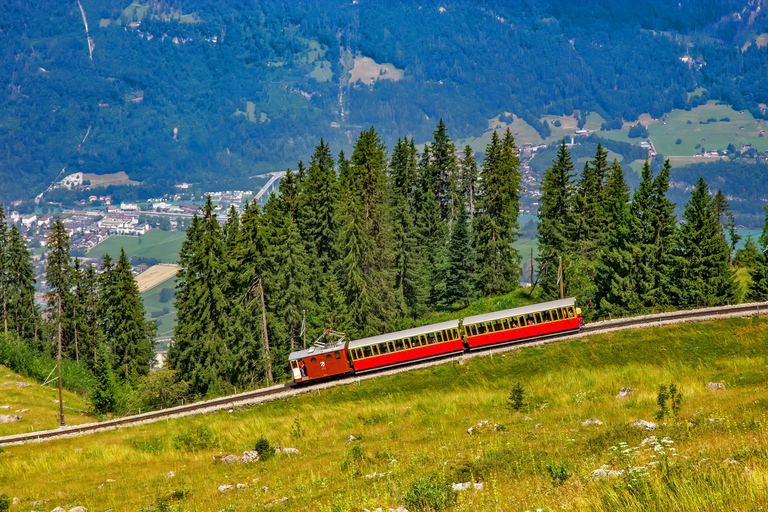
left=335, top=351, right=341, bottom=359
left=290, top=360, right=298, bottom=369
left=362, top=346, right=372, bottom=358
left=443, top=330, right=450, bottom=341
left=326, top=353, right=332, bottom=360
left=356, top=349, right=363, bottom=359
left=487, top=322, right=494, bottom=332
left=388, top=341, right=395, bottom=353
left=377, top=343, right=388, bottom=354
left=525, top=314, right=535, bottom=326
left=502, top=319, right=509, bottom=330
left=568, top=306, right=575, bottom=317
left=561, top=308, right=568, bottom=318
left=510, top=318, right=519, bottom=329
left=394, top=339, right=403, bottom=351
left=534, top=313, right=542, bottom=324
left=411, top=336, right=420, bottom=348
left=310, top=357, right=317, bottom=363
left=428, top=334, right=437, bottom=344
left=551, top=309, right=560, bottom=320
left=477, top=323, right=486, bottom=334
left=542, top=311, right=551, bottom=322
left=453, top=328, right=460, bottom=339
left=373, top=345, right=380, bottom=356
left=492, top=320, right=503, bottom=332
left=436, top=331, right=443, bottom=343
left=470, top=324, right=478, bottom=335
left=518, top=316, right=526, bottom=327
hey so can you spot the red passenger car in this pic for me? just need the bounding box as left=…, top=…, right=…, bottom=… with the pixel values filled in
left=463, top=298, right=581, bottom=349
left=288, top=341, right=352, bottom=383
left=348, top=320, right=464, bottom=373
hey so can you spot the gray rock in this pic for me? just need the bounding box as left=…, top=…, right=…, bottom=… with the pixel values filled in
left=236, top=483, right=248, bottom=489
left=242, top=450, right=259, bottom=463
left=265, top=497, right=289, bottom=507
left=218, top=484, right=234, bottom=493
left=466, top=420, right=501, bottom=434
left=14, top=381, right=31, bottom=387
left=1, top=382, right=8, bottom=386
left=0, top=415, right=22, bottom=423
left=261, top=486, right=269, bottom=493
left=631, top=420, right=656, bottom=430
left=451, top=482, right=484, bottom=491
left=522, top=416, right=533, bottom=421
left=165, top=471, right=176, bottom=479
left=640, top=436, right=658, bottom=447
left=347, top=434, right=356, bottom=444
left=582, top=418, right=603, bottom=426
left=616, top=387, right=634, bottom=399
left=706, top=382, right=725, bottom=391
left=723, top=458, right=740, bottom=465
left=12, top=497, right=18, bottom=505
left=365, top=471, right=391, bottom=479
left=281, top=447, right=299, bottom=455
left=591, top=467, right=624, bottom=480
left=534, top=423, right=542, bottom=429
left=69, top=507, right=88, bottom=512
left=0, top=405, right=10, bottom=409
left=219, top=454, right=240, bottom=463
left=51, top=508, right=66, bottom=512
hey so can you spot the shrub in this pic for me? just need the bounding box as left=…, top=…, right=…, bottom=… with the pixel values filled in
left=130, top=436, right=166, bottom=454
left=254, top=436, right=274, bottom=460
left=289, top=418, right=305, bottom=439
left=0, top=494, right=10, bottom=512
left=173, top=425, right=216, bottom=452
left=553, top=119, right=562, bottom=127
left=656, top=385, right=669, bottom=421
left=675, top=138, right=683, bottom=144
left=402, top=475, right=456, bottom=511
left=669, top=383, right=683, bottom=419
left=545, top=461, right=572, bottom=486
left=508, top=381, right=525, bottom=411
left=340, top=443, right=370, bottom=474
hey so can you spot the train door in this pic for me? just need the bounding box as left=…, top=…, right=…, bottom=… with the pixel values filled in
left=290, top=359, right=302, bottom=381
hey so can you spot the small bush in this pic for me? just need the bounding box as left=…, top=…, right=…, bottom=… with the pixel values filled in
left=254, top=436, right=274, bottom=460
left=402, top=475, right=456, bottom=511
left=340, top=443, right=370, bottom=474
left=0, top=494, right=11, bottom=512
left=675, top=138, right=683, bottom=144
left=546, top=461, right=572, bottom=486
left=508, top=381, right=525, bottom=411
left=173, top=425, right=216, bottom=452
left=130, top=436, right=166, bottom=454
left=656, top=384, right=669, bottom=421
left=289, top=418, right=305, bottom=439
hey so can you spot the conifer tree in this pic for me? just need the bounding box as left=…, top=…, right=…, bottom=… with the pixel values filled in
left=632, top=160, right=677, bottom=307
left=473, top=129, right=522, bottom=294
left=0, top=205, right=9, bottom=335
left=748, top=206, right=768, bottom=300
left=302, top=139, right=338, bottom=268
left=443, top=200, right=475, bottom=306
left=594, top=161, right=642, bottom=316
left=45, top=218, right=75, bottom=356
left=672, top=177, right=738, bottom=306
left=574, top=144, right=609, bottom=246
left=431, top=119, right=460, bottom=222
left=537, top=141, right=576, bottom=299
left=460, top=145, right=479, bottom=220
left=90, top=342, right=116, bottom=414
left=6, top=225, right=38, bottom=340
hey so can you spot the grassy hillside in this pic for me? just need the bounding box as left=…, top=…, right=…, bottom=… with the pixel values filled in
left=86, top=230, right=185, bottom=263
left=142, top=277, right=179, bottom=342
left=0, top=365, right=95, bottom=437
left=2, top=317, right=767, bottom=510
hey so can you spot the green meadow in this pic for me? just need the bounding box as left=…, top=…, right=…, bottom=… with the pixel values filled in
left=2, top=317, right=767, bottom=511
left=86, top=230, right=185, bottom=263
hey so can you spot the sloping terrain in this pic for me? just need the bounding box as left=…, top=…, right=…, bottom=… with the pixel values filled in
left=1, top=317, right=766, bottom=510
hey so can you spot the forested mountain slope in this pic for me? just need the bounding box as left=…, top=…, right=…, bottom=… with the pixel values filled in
left=2, top=0, right=767, bottom=200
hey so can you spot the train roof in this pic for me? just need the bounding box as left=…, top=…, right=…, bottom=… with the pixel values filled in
left=289, top=340, right=347, bottom=361
left=462, top=298, right=577, bottom=325
left=348, top=319, right=461, bottom=350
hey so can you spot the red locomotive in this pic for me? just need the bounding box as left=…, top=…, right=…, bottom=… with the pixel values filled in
left=289, top=298, right=581, bottom=384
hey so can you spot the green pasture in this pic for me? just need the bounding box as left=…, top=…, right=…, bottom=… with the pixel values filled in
left=2, top=317, right=767, bottom=510
left=86, top=230, right=185, bottom=263
left=141, top=277, right=178, bottom=343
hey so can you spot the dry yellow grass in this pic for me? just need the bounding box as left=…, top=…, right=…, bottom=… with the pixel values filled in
left=135, top=265, right=180, bottom=293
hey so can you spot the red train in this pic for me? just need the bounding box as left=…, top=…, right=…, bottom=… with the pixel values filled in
left=288, top=298, right=581, bottom=383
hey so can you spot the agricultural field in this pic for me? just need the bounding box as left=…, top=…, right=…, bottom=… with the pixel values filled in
left=141, top=277, right=179, bottom=342
left=2, top=317, right=767, bottom=510
left=136, top=265, right=180, bottom=294
left=82, top=172, right=139, bottom=188
left=0, top=365, right=94, bottom=437
left=86, top=230, right=185, bottom=264
left=349, top=56, right=404, bottom=85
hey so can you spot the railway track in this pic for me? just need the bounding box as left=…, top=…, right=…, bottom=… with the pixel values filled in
left=2, top=300, right=766, bottom=447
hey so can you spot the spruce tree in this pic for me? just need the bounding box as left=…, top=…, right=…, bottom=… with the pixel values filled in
left=460, top=145, right=479, bottom=220
left=594, top=161, right=641, bottom=316
left=443, top=200, right=475, bottom=306
left=6, top=225, right=38, bottom=340
left=0, top=205, right=9, bottom=335
left=302, top=139, right=338, bottom=268
left=45, top=218, right=75, bottom=356
left=473, top=129, right=522, bottom=294
left=672, top=177, right=738, bottom=306
left=574, top=144, right=609, bottom=246
left=90, top=342, right=117, bottom=414
left=748, top=206, right=768, bottom=300
left=632, top=159, right=677, bottom=307
left=537, top=140, right=576, bottom=299
left=431, top=119, right=461, bottom=222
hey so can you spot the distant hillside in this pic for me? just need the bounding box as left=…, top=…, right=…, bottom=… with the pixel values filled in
left=2, top=0, right=768, bottom=201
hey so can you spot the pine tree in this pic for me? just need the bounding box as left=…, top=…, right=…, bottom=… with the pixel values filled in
left=431, top=119, right=461, bottom=222
left=0, top=205, right=9, bottom=335
left=302, top=139, right=338, bottom=267
left=443, top=200, right=475, bottom=306
left=6, top=225, right=38, bottom=340
left=45, top=218, right=75, bottom=356
left=390, top=137, right=427, bottom=318
left=537, top=140, right=576, bottom=299
left=90, top=342, right=117, bottom=414
left=460, top=145, right=479, bottom=221
left=672, top=177, right=738, bottom=306
left=632, top=160, right=677, bottom=307
left=110, top=249, right=155, bottom=381
left=473, top=129, right=522, bottom=294
left=574, top=144, right=609, bottom=246
left=748, top=206, right=768, bottom=300
left=594, top=161, right=641, bottom=316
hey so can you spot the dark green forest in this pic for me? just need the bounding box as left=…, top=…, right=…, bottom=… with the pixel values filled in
left=2, top=0, right=768, bottom=200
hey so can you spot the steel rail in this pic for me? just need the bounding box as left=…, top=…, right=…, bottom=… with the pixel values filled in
left=2, top=300, right=766, bottom=447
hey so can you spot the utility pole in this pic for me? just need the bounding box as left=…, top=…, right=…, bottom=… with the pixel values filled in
left=257, top=278, right=272, bottom=384
left=57, top=291, right=65, bottom=427
left=530, top=248, right=534, bottom=287
left=302, top=309, right=306, bottom=349
left=558, top=256, right=564, bottom=300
